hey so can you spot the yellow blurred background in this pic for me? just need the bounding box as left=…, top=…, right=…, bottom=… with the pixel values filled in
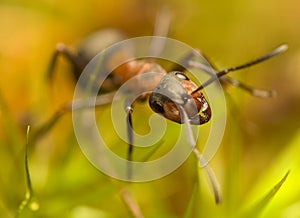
left=0, top=0, right=300, bottom=217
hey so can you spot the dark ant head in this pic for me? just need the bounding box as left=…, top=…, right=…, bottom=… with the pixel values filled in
left=149, top=71, right=211, bottom=125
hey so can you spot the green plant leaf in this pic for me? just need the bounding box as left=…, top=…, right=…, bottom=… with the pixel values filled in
left=241, top=171, right=290, bottom=218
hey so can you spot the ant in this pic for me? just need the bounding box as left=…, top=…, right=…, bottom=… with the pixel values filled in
left=36, top=9, right=288, bottom=204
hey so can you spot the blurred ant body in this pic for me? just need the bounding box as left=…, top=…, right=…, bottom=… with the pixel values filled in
left=43, top=10, right=287, bottom=203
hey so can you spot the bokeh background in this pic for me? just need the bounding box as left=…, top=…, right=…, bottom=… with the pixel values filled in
left=1, top=0, right=300, bottom=217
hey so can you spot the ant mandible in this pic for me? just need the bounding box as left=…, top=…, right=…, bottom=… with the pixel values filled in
left=41, top=9, right=287, bottom=204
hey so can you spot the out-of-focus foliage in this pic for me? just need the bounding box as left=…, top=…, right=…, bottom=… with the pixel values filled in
left=0, top=0, right=299, bottom=217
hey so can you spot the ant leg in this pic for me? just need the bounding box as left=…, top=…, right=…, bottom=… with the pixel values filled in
left=153, top=7, right=172, bottom=37
left=47, top=43, right=87, bottom=81
left=174, top=51, right=277, bottom=98
left=126, top=104, right=134, bottom=162
left=32, top=92, right=116, bottom=143
left=188, top=59, right=276, bottom=97
left=179, top=105, right=222, bottom=204
left=71, top=91, right=117, bottom=110
left=220, top=77, right=276, bottom=98
left=169, top=49, right=222, bottom=78
left=148, top=7, right=172, bottom=56
left=31, top=108, right=66, bottom=144
left=120, top=188, right=144, bottom=218
left=192, top=44, right=287, bottom=94
left=124, top=93, right=151, bottom=179
left=125, top=99, right=135, bottom=180
left=169, top=49, right=203, bottom=72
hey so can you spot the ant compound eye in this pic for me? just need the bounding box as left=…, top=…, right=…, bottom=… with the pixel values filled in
left=151, top=100, right=165, bottom=114
left=174, top=72, right=189, bottom=80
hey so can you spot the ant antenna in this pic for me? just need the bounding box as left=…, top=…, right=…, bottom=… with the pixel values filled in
left=191, top=44, right=288, bottom=94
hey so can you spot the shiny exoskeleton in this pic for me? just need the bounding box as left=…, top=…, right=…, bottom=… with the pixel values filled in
left=149, top=71, right=211, bottom=125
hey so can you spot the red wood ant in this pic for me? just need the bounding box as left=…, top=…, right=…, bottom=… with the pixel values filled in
left=36, top=10, right=288, bottom=203
left=45, top=39, right=287, bottom=203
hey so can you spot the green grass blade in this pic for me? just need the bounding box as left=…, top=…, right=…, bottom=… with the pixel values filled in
left=17, top=126, right=39, bottom=217
left=183, top=181, right=199, bottom=218
left=242, top=171, right=290, bottom=218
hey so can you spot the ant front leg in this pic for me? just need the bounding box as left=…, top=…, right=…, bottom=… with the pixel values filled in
left=125, top=100, right=134, bottom=162
left=125, top=98, right=135, bottom=180
left=47, top=43, right=87, bottom=81
left=179, top=105, right=221, bottom=203
left=191, top=45, right=288, bottom=96
left=188, top=59, right=276, bottom=98
left=124, top=93, right=151, bottom=180
left=174, top=49, right=276, bottom=98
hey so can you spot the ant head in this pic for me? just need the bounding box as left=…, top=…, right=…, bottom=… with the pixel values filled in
left=149, top=71, right=211, bottom=125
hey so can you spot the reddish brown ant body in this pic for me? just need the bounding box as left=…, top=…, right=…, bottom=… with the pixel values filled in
left=42, top=10, right=287, bottom=203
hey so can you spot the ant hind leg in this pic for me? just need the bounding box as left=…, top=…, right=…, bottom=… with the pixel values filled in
left=47, top=43, right=87, bottom=81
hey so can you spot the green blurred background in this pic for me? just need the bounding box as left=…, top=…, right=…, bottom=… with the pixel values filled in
left=0, top=0, right=300, bottom=217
